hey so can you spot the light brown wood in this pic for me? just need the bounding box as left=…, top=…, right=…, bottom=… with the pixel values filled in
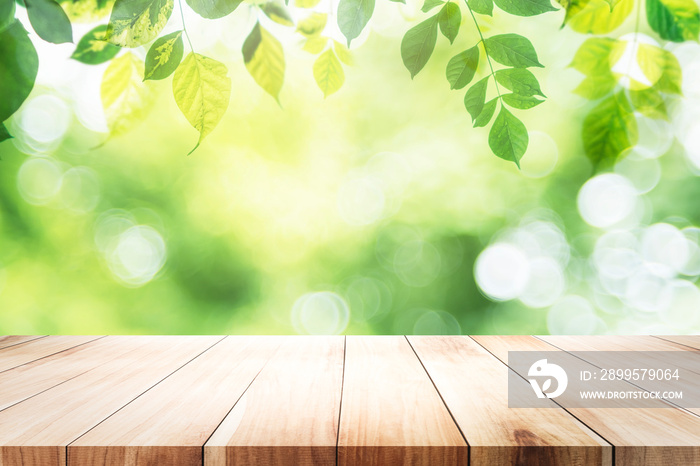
left=0, top=335, right=45, bottom=350
left=337, top=336, right=467, bottom=466
left=205, top=336, right=345, bottom=466
left=69, top=336, right=282, bottom=466
left=0, top=336, right=222, bottom=465
left=0, top=335, right=102, bottom=373
left=473, top=335, right=700, bottom=466
left=408, top=336, right=611, bottom=466
left=656, top=335, right=700, bottom=350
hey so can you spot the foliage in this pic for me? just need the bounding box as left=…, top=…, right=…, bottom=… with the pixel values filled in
left=0, top=0, right=698, bottom=166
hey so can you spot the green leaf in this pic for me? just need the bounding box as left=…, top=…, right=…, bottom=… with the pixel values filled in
left=25, top=0, right=73, bottom=44
left=474, top=97, right=497, bottom=127
left=494, top=68, right=545, bottom=96
left=468, top=0, right=493, bottom=15
left=488, top=105, right=528, bottom=166
left=446, top=46, right=479, bottom=90
left=313, top=48, right=345, bottom=97
left=173, top=52, right=231, bottom=154
left=186, top=0, right=242, bottom=18
left=243, top=23, right=285, bottom=101
left=567, top=0, right=633, bottom=34
left=107, top=0, right=173, bottom=47
left=493, top=0, right=556, bottom=16
left=574, top=74, right=616, bottom=99
left=629, top=87, right=667, bottom=120
left=101, top=52, right=154, bottom=136
left=401, top=15, right=439, bottom=78
left=0, top=21, right=38, bottom=122
left=582, top=92, right=637, bottom=167
left=570, top=37, right=617, bottom=75
left=295, top=0, right=321, bottom=7
left=72, top=25, right=120, bottom=65
left=337, top=0, right=374, bottom=46
left=502, top=93, right=544, bottom=108
left=303, top=36, right=328, bottom=53
left=484, top=34, right=543, bottom=68
left=0, top=1, right=14, bottom=32
left=144, top=30, right=183, bottom=80
left=263, top=3, right=294, bottom=26
left=646, top=0, right=699, bottom=42
left=464, top=76, right=488, bottom=121
left=297, top=12, right=327, bottom=37
left=0, top=122, right=12, bottom=143
left=422, top=0, right=445, bottom=12
left=334, top=40, right=354, bottom=65
left=438, top=2, right=461, bottom=44
left=637, top=43, right=682, bottom=94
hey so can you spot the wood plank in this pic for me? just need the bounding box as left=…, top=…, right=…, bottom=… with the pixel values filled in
left=0, top=336, right=222, bottom=465
left=205, top=336, right=344, bottom=466
left=0, top=335, right=45, bottom=350
left=407, top=336, right=611, bottom=466
left=69, top=336, right=282, bottom=466
left=473, top=335, right=700, bottom=466
left=337, top=336, right=467, bottom=466
left=0, top=335, right=103, bottom=373
left=0, top=336, right=152, bottom=412
left=656, top=335, right=700, bottom=350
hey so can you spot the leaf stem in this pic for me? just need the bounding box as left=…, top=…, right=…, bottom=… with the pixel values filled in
left=178, top=0, right=195, bottom=53
left=464, top=0, right=502, bottom=100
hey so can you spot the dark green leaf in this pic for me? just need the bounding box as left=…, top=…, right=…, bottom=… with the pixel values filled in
left=493, top=0, right=556, bottom=16
left=401, top=15, right=439, bottom=78
left=263, top=3, right=294, bottom=26
left=502, top=93, right=545, bottom=108
left=71, top=25, right=120, bottom=65
left=494, top=68, right=545, bottom=96
left=474, top=97, right=497, bottom=126
left=422, top=0, right=444, bottom=12
left=488, top=105, right=528, bottom=166
left=25, top=0, right=72, bottom=44
left=583, top=92, right=637, bottom=168
left=484, top=33, right=543, bottom=68
left=646, top=0, right=699, bottom=42
left=438, top=2, right=461, bottom=44
left=186, top=0, right=242, bottom=18
left=464, top=76, right=488, bottom=120
left=446, top=46, right=479, bottom=89
left=0, top=21, right=38, bottom=122
left=0, top=122, right=11, bottom=143
left=144, top=30, right=183, bottom=80
left=107, top=0, right=174, bottom=47
left=337, top=0, right=375, bottom=46
left=468, top=0, right=493, bottom=15
left=0, top=1, right=15, bottom=32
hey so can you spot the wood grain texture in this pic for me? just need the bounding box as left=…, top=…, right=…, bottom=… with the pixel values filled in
left=0, top=335, right=102, bottom=373
left=0, top=336, right=222, bottom=466
left=0, top=335, right=45, bottom=350
left=473, top=335, right=700, bottom=466
left=656, top=335, right=700, bottom=350
left=70, top=336, right=282, bottom=466
left=205, top=336, right=345, bottom=466
left=337, top=336, right=467, bottom=466
left=408, top=336, right=611, bottom=466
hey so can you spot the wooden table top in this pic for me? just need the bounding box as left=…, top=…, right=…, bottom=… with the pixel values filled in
left=0, top=335, right=698, bottom=465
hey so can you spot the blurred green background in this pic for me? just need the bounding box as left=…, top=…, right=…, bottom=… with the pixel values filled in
left=1, top=0, right=700, bottom=335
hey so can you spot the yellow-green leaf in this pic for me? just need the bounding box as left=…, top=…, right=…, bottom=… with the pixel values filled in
left=303, top=35, right=328, bottom=54
left=101, top=52, right=154, bottom=136
left=172, top=52, right=231, bottom=154
left=106, top=0, right=173, bottom=47
left=582, top=92, right=637, bottom=167
left=646, top=0, right=700, bottom=42
left=295, top=0, right=321, bottom=7
left=333, top=40, right=354, bottom=65
left=637, top=43, right=682, bottom=94
left=72, top=25, right=120, bottom=64
left=243, top=23, right=285, bottom=101
left=313, top=48, right=344, bottom=97
left=262, top=3, right=294, bottom=26
left=297, top=13, right=327, bottom=37
left=567, top=0, right=632, bottom=33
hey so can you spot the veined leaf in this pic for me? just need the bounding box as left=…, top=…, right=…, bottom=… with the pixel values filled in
left=646, top=0, right=699, bottom=42
left=446, top=46, right=479, bottom=90
left=493, top=0, right=556, bottom=16
left=488, top=105, right=528, bottom=166
left=303, top=36, right=328, bottom=54
left=0, top=1, right=15, bottom=32
left=106, top=0, right=173, bottom=47
left=502, top=93, right=544, bottom=108
left=474, top=97, right=497, bottom=126
left=629, top=87, right=667, bottom=120
left=401, top=15, right=439, bottom=78
left=313, top=48, right=344, bottom=97
left=72, top=25, right=120, bottom=65
left=334, top=40, right=354, bottom=65
left=570, top=37, right=618, bottom=75
left=101, top=52, right=154, bottom=136
left=297, top=12, right=327, bottom=37
left=186, top=0, right=242, bottom=18
left=582, top=92, right=637, bottom=167
left=469, top=0, right=493, bottom=15
left=337, top=0, right=374, bottom=46
left=637, top=43, right=682, bottom=94
left=172, top=52, right=231, bottom=154
left=0, top=122, right=12, bottom=143
left=484, top=34, right=543, bottom=68
left=422, top=0, right=445, bottom=12
left=438, top=2, right=461, bottom=44
left=567, top=0, right=633, bottom=34
left=0, top=21, right=38, bottom=122
left=464, top=76, right=488, bottom=121
left=494, top=68, right=545, bottom=96
left=243, top=23, right=285, bottom=101
left=263, top=3, right=294, bottom=26
left=25, top=0, right=73, bottom=44
left=144, top=30, right=183, bottom=80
